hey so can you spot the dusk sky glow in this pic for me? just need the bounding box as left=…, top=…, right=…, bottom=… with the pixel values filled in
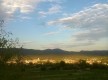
left=0, top=0, right=108, bottom=51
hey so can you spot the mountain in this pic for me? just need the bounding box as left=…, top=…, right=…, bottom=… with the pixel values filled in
left=42, top=48, right=69, bottom=54
left=80, top=50, right=108, bottom=56
left=0, top=48, right=108, bottom=56
left=19, top=48, right=108, bottom=56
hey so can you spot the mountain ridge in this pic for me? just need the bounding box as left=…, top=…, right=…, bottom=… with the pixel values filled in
left=20, top=48, right=108, bottom=56
left=0, top=48, right=108, bottom=56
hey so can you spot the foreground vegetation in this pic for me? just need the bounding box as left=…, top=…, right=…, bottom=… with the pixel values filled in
left=0, top=60, right=108, bottom=80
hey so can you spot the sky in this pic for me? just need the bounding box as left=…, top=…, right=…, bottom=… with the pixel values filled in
left=0, top=0, right=108, bottom=51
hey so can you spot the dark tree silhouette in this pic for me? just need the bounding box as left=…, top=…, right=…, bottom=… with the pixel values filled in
left=0, top=20, right=23, bottom=65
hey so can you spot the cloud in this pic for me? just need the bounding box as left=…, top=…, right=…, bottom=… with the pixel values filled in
left=0, top=0, right=42, bottom=20
left=39, top=4, right=62, bottom=17
left=42, top=41, right=94, bottom=50
left=43, top=0, right=63, bottom=3
left=1, top=0, right=41, bottom=14
left=48, top=4, right=108, bottom=27
left=73, top=28, right=108, bottom=41
left=0, top=0, right=11, bottom=20
left=0, top=0, right=62, bottom=20
left=44, top=31, right=60, bottom=36
left=47, top=4, right=61, bottom=14
left=19, top=16, right=32, bottom=20
left=47, top=3, right=108, bottom=42
left=20, top=41, right=34, bottom=46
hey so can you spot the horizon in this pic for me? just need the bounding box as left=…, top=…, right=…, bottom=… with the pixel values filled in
left=2, top=47, right=107, bottom=52
left=23, top=48, right=108, bottom=51
left=0, top=0, right=108, bottom=51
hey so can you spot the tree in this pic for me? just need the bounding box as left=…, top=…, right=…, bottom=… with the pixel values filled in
left=0, top=20, right=22, bottom=64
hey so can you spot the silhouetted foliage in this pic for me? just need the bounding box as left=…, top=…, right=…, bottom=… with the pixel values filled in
left=78, top=59, right=90, bottom=69
left=59, top=60, right=66, bottom=66
left=0, top=20, right=23, bottom=65
left=92, top=62, right=108, bottom=69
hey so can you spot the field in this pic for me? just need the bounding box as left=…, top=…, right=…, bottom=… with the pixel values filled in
left=0, top=65, right=108, bottom=80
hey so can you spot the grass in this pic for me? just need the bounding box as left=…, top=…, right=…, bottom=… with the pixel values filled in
left=0, top=67, right=108, bottom=80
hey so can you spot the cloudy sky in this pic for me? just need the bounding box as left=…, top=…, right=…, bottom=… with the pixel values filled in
left=0, top=0, right=108, bottom=51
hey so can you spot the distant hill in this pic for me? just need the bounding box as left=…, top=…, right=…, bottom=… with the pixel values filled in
left=19, top=48, right=108, bottom=56
left=80, top=50, right=108, bottom=56
left=0, top=48, right=108, bottom=56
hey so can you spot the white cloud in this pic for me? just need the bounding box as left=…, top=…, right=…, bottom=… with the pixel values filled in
left=0, top=0, right=42, bottom=20
left=48, top=4, right=108, bottom=27
left=0, top=0, right=62, bottom=20
left=43, top=0, right=63, bottom=3
left=1, top=0, right=41, bottom=14
left=47, top=3, right=108, bottom=42
left=73, top=28, right=108, bottom=41
left=19, top=41, right=34, bottom=47
left=42, top=41, right=94, bottom=50
left=39, top=4, right=61, bottom=17
left=20, top=16, right=32, bottom=20
left=44, top=31, right=60, bottom=36
left=48, top=4, right=61, bottom=14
